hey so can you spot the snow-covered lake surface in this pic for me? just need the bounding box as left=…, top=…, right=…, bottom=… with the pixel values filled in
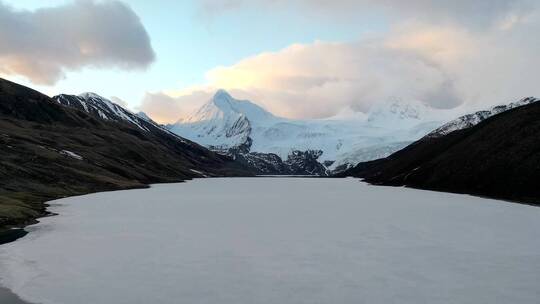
left=1, top=178, right=539, bottom=304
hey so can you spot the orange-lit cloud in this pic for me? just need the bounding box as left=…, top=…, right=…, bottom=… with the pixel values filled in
left=140, top=0, right=540, bottom=123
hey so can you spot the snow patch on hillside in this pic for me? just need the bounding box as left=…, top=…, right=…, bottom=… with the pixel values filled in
left=426, top=97, right=539, bottom=138
left=60, top=150, right=83, bottom=160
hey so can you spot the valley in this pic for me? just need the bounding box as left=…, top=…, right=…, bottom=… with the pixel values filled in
left=1, top=76, right=538, bottom=232
left=1, top=2, right=539, bottom=304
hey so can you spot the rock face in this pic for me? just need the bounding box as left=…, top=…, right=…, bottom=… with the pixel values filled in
left=0, top=78, right=251, bottom=230
left=340, top=98, right=540, bottom=205
left=232, top=150, right=327, bottom=176
left=169, top=91, right=445, bottom=175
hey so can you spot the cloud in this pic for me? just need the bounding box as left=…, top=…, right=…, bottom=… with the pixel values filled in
left=141, top=0, right=540, bottom=123
left=200, top=0, right=536, bottom=28
left=140, top=90, right=216, bottom=124
left=0, top=0, right=155, bottom=85
left=203, top=38, right=467, bottom=117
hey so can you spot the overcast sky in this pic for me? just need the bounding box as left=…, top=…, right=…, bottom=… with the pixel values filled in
left=1, top=0, right=539, bottom=123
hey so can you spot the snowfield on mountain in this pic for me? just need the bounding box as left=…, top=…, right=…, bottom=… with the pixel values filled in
left=168, top=90, right=449, bottom=171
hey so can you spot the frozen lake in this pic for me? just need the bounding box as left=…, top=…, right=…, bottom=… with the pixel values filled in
left=1, top=178, right=539, bottom=304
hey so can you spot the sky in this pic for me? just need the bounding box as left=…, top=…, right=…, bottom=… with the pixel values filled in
left=1, top=0, right=539, bottom=123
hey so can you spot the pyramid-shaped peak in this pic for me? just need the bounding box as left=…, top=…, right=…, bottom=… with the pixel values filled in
left=178, top=89, right=276, bottom=124
left=213, top=89, right=233, bottom=100
left=209, top=89, right=237, bottom=111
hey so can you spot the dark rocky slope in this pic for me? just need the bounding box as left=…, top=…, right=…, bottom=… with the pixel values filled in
left=340, top=101, right=540, bottom=205
left=0, top=78, right=252, bottom=230
left=227, top=146, right=328, bottom=176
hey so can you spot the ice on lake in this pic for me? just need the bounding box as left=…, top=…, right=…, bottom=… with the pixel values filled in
left=1, top=178, right=539, bottom=304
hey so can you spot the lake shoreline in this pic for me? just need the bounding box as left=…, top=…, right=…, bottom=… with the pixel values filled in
left=3, top=175, right=537, bottom=241
left=0, top=229, right=29, bottom=246
left=0, top=183, right=156, bottom=236
left=0, top=176, right=323, bottom=238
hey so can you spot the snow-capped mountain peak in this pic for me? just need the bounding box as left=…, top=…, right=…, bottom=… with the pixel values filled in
left=169, top=90, right=281, bottom=150
left=54, top=92, right=152, bottom=132
left=54, top=92, right=193, bottom=145
left=367, top=98, right=431, bottom=128
left=212, top=89, right=235, bottom=110
left=179, top=90, right=274, bottom=125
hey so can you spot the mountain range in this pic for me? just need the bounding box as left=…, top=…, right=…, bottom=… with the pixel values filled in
left=168, top=90, right=446, bottom=174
